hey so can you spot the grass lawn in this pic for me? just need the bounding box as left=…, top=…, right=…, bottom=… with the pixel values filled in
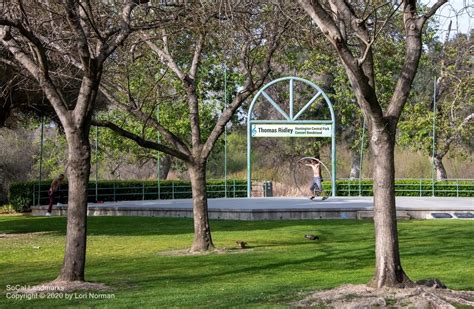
left=0, top=215, right=473, bottom=308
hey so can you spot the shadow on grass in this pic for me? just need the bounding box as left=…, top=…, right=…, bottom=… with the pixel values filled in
left=83, top=242, right=376, bottom=286
left=0, top=215, right=375, bottom=237
left=1, top=216, right=471, bottom=266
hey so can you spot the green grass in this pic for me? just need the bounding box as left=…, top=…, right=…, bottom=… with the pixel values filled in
left=0, top=216, right=473, bottom=308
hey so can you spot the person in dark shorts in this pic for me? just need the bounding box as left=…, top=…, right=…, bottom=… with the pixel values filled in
left=304, top=159, right=328, bottom=200
left=46, top=174, right=65, bottom=216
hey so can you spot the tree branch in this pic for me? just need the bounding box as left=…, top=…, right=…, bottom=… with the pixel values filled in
left=189, top=32, right=205, bottom=80
left=358, top=2, right=402, bottom=66
left=0, top=26, right=70, bottom=121
left=387, top=0, right=445, bottom=120
left=92, top=119, right=191, bottom=162
left=297, top=0, right=384, bottom=125
left=141, top=31, right=186, bottom=80
left=201, top=19, right=286, bottom=159
left=421, top=0, right=448, bottom=25
left=99, top=83, right=192, bottom=157
left=99, top=0, right=138, bottom=61
left=63, top=0, right=92, bottom=68
left=437, top=113, right=473, bottom=158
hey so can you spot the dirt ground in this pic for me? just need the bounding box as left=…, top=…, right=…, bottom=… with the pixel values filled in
left=293, top=284, right=474, bottom=308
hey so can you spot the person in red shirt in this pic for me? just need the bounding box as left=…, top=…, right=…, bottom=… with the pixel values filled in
left=46, top=174, right=65, bottom=216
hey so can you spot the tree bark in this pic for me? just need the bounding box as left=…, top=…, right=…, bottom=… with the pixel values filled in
left=159, top=155, right=172, bottom=180
left=0, top=167, right=6, bottom=204
left=57, top=128, right=91, bottom=281
left=188, top=161, right=214, bottom=252
left=350, top=150, right=361, bottom=179
left=433, top=155, right=448, bottom=180
left=368, top=122, right=410, bottom=288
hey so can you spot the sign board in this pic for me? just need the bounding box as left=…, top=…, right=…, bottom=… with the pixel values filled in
left=251, top=124, right=332, bottom=137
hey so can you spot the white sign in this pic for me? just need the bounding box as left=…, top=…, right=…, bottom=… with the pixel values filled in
left=251, top=124, right=332, bottom=137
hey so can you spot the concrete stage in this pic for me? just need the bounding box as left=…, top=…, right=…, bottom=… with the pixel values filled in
left=32, top=197, right=474, bottom=220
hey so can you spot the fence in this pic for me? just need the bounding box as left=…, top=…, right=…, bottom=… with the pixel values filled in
left=9, top=178, right=474, bottom=212
left=32, top=178, right=474, bottom=204
left=30, top=180, right=249, bottom=206
left=336, top=178, right=474, bottom=197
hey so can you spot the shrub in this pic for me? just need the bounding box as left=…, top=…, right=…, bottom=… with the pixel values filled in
left=9, top=179, right=248, bottom=212
left=335, top=179, right=474, bottom=197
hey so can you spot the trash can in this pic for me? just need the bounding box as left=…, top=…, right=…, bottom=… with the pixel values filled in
left=263, top=181, right=273, bottom=197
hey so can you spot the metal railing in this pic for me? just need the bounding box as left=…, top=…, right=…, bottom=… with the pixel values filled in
left=32, top=178, right=473, bottom=205
left=33, top=180, right=248, bottom=205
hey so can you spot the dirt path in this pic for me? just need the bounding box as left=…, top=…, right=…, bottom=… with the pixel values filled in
left=293, top=284, right=474, bottom=308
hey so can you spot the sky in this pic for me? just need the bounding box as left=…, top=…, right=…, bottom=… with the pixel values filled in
left=426, top=0, right=473, bottom=37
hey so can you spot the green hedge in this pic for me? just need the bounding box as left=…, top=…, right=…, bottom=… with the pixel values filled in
left=335, top=179, right=474, bottom=197
left=9, top=179, right=248, bottom=212
left=9, top=179, right=473, bottom=213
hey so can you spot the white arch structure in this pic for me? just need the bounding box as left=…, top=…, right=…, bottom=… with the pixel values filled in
left=246, top=76, right=336, bottom=197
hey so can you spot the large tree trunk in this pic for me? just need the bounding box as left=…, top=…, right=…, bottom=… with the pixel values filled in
left=57, top=129, right=91, bottom=282
left=188, top=161, right=214, bottom=252
left=369, top=124, right=411, bottom=288
left=432, top=155, right=448, bottom=180
left=349, top=149, right=361, bottom=179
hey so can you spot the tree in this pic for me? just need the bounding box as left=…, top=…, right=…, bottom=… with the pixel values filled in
left=93, top=1, right=288, bottom=251
left=399, top=31, right=473, bottom=179
left=0, top=127, right=36, bottom=204
left=0, top=0, right=150, bottom=283
left=297, top=0, right=448, bottom=287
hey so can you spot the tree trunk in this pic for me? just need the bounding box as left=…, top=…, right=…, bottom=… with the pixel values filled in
left=188, top=161, right=214, bottom=252
left=433, top=155, right=448, bottom=180
left=368, top=124, right=411, bottom=288
left=350, top=150, right=361, bottom=179
left=159, top=155, right=172, bottom=180
left=57, top=129, right=91, bottom=282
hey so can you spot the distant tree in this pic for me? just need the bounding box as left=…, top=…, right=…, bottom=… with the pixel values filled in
left=399, top=31, right=473, bottom=179
left=297, top=0, right=448, bottom=287
left=0, top=127, right=35, bottom=203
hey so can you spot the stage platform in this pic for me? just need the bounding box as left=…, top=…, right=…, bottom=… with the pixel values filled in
left=32, top=197, right=474, bottom=220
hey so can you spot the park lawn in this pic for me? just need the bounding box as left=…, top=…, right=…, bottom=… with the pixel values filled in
left=0, top=216, right=473, bottom=308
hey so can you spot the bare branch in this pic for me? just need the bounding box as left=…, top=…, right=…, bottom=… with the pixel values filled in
left=437, top=113, right=473, bottom=158
left=388, top=0, right=446, bottom=120
left=99, top=83, right=192, bottom=157
left=189, top=32, right=205, bottom=80
left=141, top=31, right=185, bottom=80
left=0, top=56, right=17, bottom=67
left=297, top=0, right=384, bottom=124
left=0, top=26, right=70, bottom=120
left=63, top=0, right=92, bottom=68
left=358, top=2, right=402, bottom=65
left=421, top=0, right=449, bottom=24
left=99, top=0, right=138, bottom=61
left=92, top=119, right=191, bottom=162
left=201, top=19, right=287, bottom=159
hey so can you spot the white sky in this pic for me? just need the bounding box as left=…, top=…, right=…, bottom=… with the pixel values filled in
left=425, top=0, right=473, bottom=37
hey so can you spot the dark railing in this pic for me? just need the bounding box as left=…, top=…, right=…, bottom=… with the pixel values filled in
left=32, top=180, right=248, bottom=205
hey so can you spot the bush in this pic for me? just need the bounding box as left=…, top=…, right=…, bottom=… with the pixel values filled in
left=9, top=179, right=248, bottom=212
left=335, top=179, right=474, bottom=197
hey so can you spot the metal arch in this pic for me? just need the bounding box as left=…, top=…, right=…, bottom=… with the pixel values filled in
left=247, top=76, right=336, bottom=122
left=247, top=76, right=337, bottom=198
left=292, top=157, right=333, bottom=197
